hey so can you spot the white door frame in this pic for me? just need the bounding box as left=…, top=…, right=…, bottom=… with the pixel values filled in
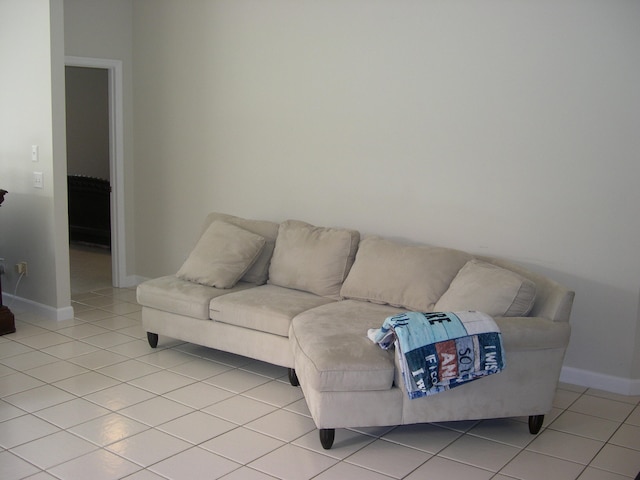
left=65, top=56, right=127, bottom=287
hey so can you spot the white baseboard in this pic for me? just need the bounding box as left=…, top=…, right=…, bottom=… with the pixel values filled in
left=2, top=276, right=144, bottom=322
left=2, top=294, right=74, bottom=321
left=3, top=288, right=640, bottom=397
left=561, top=365, right=640, bottom=396
left=119, top=274, right=146, bottom=289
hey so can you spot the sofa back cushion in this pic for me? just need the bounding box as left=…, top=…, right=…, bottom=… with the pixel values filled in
left=268, top=220, right=360, bottom=299
left=176, top=221, right=266, bottom=289
left=340, top=236, right=472, bottom=311
left=434, top=259, right=537, bottom=317
left=201, top=212, right=280, bottom=285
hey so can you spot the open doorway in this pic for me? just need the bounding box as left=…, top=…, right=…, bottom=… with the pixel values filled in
left=65, top=66, right=112, bottom=294
left=65, top=56, right=127, bottom=292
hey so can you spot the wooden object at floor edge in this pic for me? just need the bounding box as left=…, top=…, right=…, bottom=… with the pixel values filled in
left=0, top=305, right=16, bottom=335
left=0, top=272, right=15, bottom=335
left=0, top=188, right=16, bottom=335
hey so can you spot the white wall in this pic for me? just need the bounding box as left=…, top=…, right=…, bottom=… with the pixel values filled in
left=131, top=0, right=640, bottom=393
left=65, top=66, right=110, bottom=179
left=63, top=0, right=135, bottom=280
left=0, top=0, right=70, bottom=318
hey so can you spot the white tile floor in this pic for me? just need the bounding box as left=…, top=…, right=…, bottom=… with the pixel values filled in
left=1, top=287, right=640, bottom=479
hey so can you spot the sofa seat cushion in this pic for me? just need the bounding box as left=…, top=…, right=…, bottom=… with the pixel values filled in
left=209, top=285, right=336, bottom=337
left=290, top=300, right=405, bottom=392
left=137, top=275, right=255, bottom=320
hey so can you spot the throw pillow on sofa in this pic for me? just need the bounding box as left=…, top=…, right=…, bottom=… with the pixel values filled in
left=176, top=220, right=266, bottom=289
left=434, top=259, right=537, bottom=317
left=200, top=212, right=279, bottom=285
left=340, top=236, right=472, bottom=312
left=268, top=220, right=360, bottom=299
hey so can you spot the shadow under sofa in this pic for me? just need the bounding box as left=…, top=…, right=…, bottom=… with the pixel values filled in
left=137, top=212, right=574, bottom=449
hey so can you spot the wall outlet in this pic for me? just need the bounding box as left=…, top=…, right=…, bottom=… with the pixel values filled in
left=33, top=172, right=43, bottom=189
left=16, top=262, right=28, bottom=276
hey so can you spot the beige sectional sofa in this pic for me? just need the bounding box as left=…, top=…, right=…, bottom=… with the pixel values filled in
left=137, top=212, right=574, bottom=449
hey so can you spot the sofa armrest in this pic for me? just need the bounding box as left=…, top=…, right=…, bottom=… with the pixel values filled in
left=494, top=316, right=571, bottom=351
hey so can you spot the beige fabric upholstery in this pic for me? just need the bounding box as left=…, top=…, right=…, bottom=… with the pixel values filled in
left=210, top=284, right=335, bottom=337
left=397, top=347, right=567, bottom=425
left=141, top=307, right=294, bottom=368
left=137, top=212, right=575, bottom=440
left=476, top=256, right=574, bottom=322
left=201, top=212, right=280, bottom=285
left=137, top=275, right=255, bottom=320
left=268, top=220, right=360, bottom=299
left=340, top=236, right=472, bottom=311
left=435, top=259, right=537, bottom=317
left=176, top=221, right=266, bottom=288
left=495, top=316, right=571, bottom=351
left=290, top=300, right=404, bottom=392
left=300, top=387, right=404, bottom=430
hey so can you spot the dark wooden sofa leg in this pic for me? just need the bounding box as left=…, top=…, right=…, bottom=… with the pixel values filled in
left=528, top=415, right=544, bottom=434
left=319, top=429, right=335, bottom=450
left=288, top=368, right=299, bottom=386
left=147, top=332, right=158, bottom=348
